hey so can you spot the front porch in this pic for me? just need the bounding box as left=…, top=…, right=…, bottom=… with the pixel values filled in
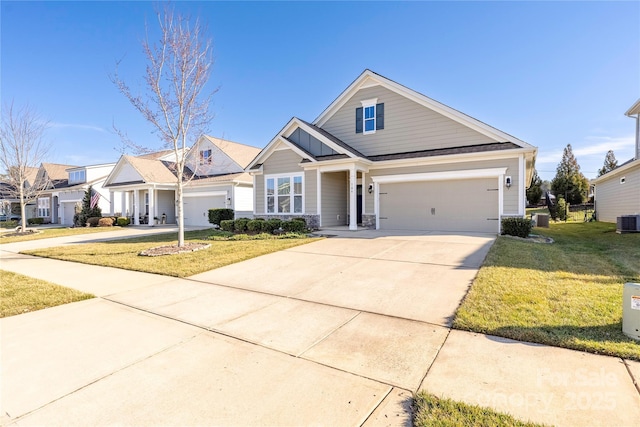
left=111, top=186, right=177, bottom=227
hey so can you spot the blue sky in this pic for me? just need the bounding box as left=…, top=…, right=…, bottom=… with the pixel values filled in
left=2, top=1, right=639, bottom=181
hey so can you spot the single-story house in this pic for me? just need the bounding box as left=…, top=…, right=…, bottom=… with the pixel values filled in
left=0, top=166, right=39, bottom=220
left=103, top=136, right=261, bottom=227
left=247, top=69, right=537, bottom=233
left=592, top=99, right=640, bottom=223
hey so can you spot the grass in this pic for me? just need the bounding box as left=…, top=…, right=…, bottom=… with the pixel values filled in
left=0, top=270, right=94, bottom=317
left=0, top=226, right=120, bottom=244
left=22, top=229, right=321, bottom=277
left=454, top=221, right=640, bottom=360
left=413, top=392, right=545, bottom=427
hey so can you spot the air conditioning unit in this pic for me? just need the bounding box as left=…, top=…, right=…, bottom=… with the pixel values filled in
left=617, top=215, right=640, bottom=233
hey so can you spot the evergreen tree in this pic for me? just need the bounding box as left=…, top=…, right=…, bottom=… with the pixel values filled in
left=526, top=169, right=543, bottom=206
left=597, top=150, right=618, bottom=177
left=551, top=144, right=589, bottom=205
left=74, top=186, right=102, bottom=226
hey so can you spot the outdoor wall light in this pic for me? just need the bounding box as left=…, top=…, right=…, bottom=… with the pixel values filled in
left=505, top=176, right=512, bottom=188
left=368, top=184, right=373, bottom=194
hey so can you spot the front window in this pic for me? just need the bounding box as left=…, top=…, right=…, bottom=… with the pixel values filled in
left=364, top=105, right=375, bottom=132
left=266, top=174, right=303, bottom=214
left=69, top=170, right=86, bottom=183
left=199, top=149, right=212, bottom=165
left=38, top=197, right=50, bottom=217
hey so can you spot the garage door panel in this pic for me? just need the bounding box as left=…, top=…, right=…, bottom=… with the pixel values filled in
left=379, top=179, right=498, bottom=233
left=183, top=196, right=225, bottom=226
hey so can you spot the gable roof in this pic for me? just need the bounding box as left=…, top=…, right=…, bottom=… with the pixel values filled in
left=200, top=136, right=261, bottom=169
left=313, top=69, right=534, bottom=150
left=592, top=157, right=640, bottom=184
left=626, top=98, right=640, bottom=116
left=123, top=155, right=179, bottom=183
left=41, top=163, right=77, bottom=180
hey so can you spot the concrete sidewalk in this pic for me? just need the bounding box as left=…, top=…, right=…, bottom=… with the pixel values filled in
left=1, top=230, right=639, bottom=426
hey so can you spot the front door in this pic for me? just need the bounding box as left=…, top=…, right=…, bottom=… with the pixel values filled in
left=357, top=185, right=363, bottom=224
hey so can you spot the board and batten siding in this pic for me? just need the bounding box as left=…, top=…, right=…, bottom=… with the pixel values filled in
left=321, top=85, right=496, bottom=157
left=596, top=166, right=640, bottom=223
left=367, top=157, right=520, bottom=214
left=321, top=171, right=348, bottom=226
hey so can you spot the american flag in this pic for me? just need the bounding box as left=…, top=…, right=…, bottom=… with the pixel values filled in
left=90, top=191, right=100, bottom=209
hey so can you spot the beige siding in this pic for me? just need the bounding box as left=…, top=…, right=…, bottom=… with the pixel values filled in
left=596, top=166, right=640, bottom=223
left=368, top=157, right=520, bottom=214
left=262, top=149, right=304, bottom=175
left=321, top=171, right=348, bottom=226
left=254, top=176, right=265, bottom=214
left=305, top=169, right=317, bottom=213
left=321, top=85, right=495, bottom=157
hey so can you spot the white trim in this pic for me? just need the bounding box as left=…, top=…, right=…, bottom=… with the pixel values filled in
left=518, top=154, right=525, bottom=215
left=593, top=158, right=640, bottom=183
left=371, top=168, right=508, bottom=184
left=264, top=172, right=305, bottom=215
left=361, top=99, right=377, bottom=135
left=374, top=182, right=380, bottom=229
left=182, top=191, right=228, bottom=198
left=316, top=169, right=322, bottom=226
left=498, top=175, right=504, bottom=234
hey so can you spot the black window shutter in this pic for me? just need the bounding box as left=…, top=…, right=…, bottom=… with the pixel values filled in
left=376, top=103, right=384, bottom=130
left=355, top=107, right=363, bottom=134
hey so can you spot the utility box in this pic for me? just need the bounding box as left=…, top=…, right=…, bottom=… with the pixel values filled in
left=623, top=283, right=640, bottom=341
left=535, top=214, right=549, bottom=228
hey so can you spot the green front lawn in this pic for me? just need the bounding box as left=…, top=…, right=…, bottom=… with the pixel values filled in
left=454, top=222, right=640, bottom=360
left=22, top=230, right=321, bottom=277
left=0, top=270, right=94, bottom=317
left=413, top=392, right=545, bottom=427
left=0, top=226, right=121, bottom=244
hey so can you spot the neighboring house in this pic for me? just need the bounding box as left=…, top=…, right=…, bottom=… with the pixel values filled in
left=247, top=70, right=537, bottom=233
left=0, top=166, right=39, bottom=219
left=33, top=163, right=78, bottom=224
left=103, top=136, right=261, bottom=227
left=592, top=99, right=640, bottom=223
left=55, top=163, right=122, bottom=226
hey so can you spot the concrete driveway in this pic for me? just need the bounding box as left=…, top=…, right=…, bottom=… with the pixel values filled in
left=2, top=230, right=495, bottom=425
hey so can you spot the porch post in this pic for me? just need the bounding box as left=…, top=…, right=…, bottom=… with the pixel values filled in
left=349, top=166, right=357, bottom=230
left=109, top=192, right=115, bottom=217
left=133, top=189, right=140, bottom=225
left=316, top=169, right=322, bottom=228
left=148, top=187, right=155, bottom=227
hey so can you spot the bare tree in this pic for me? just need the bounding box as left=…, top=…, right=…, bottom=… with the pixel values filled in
left=111, top=4, right=216, bottom=246
left=0, top=101, right=52, bottom=232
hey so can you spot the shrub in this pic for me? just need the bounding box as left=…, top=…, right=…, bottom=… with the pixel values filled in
left=263, top=218, right=282, bottom=234
left=281, top=220, right=306, bottom=233
left=220, top=220, right=235, bottom=232
left=501, top=217, right=533, bottom=238
left=246, top=219, right=264, bottom=233
left=234, top=218, right=249, bottom=232
left=86, top=217, right=101, bottom=227
left=556, top=197, right=568, bottom=221
left=27, top=217, right=44, bottom=225
left=291, top=217, right=306, bottom=226
left=116, top=217, right=130, bottom=226
left=208, top=208, right=234, bottom=226
left=98, top=218, right=113, bottom=227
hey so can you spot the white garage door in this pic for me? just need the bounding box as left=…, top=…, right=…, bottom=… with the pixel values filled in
left=379, top=178, right=499, bottom=233
left=183, top=195, right=225, bottom=226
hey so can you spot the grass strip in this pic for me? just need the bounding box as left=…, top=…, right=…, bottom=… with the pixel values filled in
left=0, top=270, right=94, bottom=317
left=454, top=222, right=640, bottom=360
left=413, top=391, right=546, bottom=427
left=22, top=229, right=320, bottom=277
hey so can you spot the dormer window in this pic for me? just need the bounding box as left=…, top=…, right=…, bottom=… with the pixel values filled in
left=356, top=99, right=384, bottom=134
left=69, top=170, right=85, bottom=183
left=199, top=149, right=212, bottom=165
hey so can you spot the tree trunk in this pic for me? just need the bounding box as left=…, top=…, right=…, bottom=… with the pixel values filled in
left=176, top=171, right=185, bottom=247
left=19, top=185, right=27, bottom=231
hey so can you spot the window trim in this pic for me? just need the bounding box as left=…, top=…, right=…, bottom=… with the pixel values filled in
left=265, top=173, right=304, bottom=215
left=360, top=98, right=378, bottom=135
left=199, top=149, right=212, bottom=165
left=69, top=170, right=86, bottom=183
left=37, top=197, right=50, bottom=217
